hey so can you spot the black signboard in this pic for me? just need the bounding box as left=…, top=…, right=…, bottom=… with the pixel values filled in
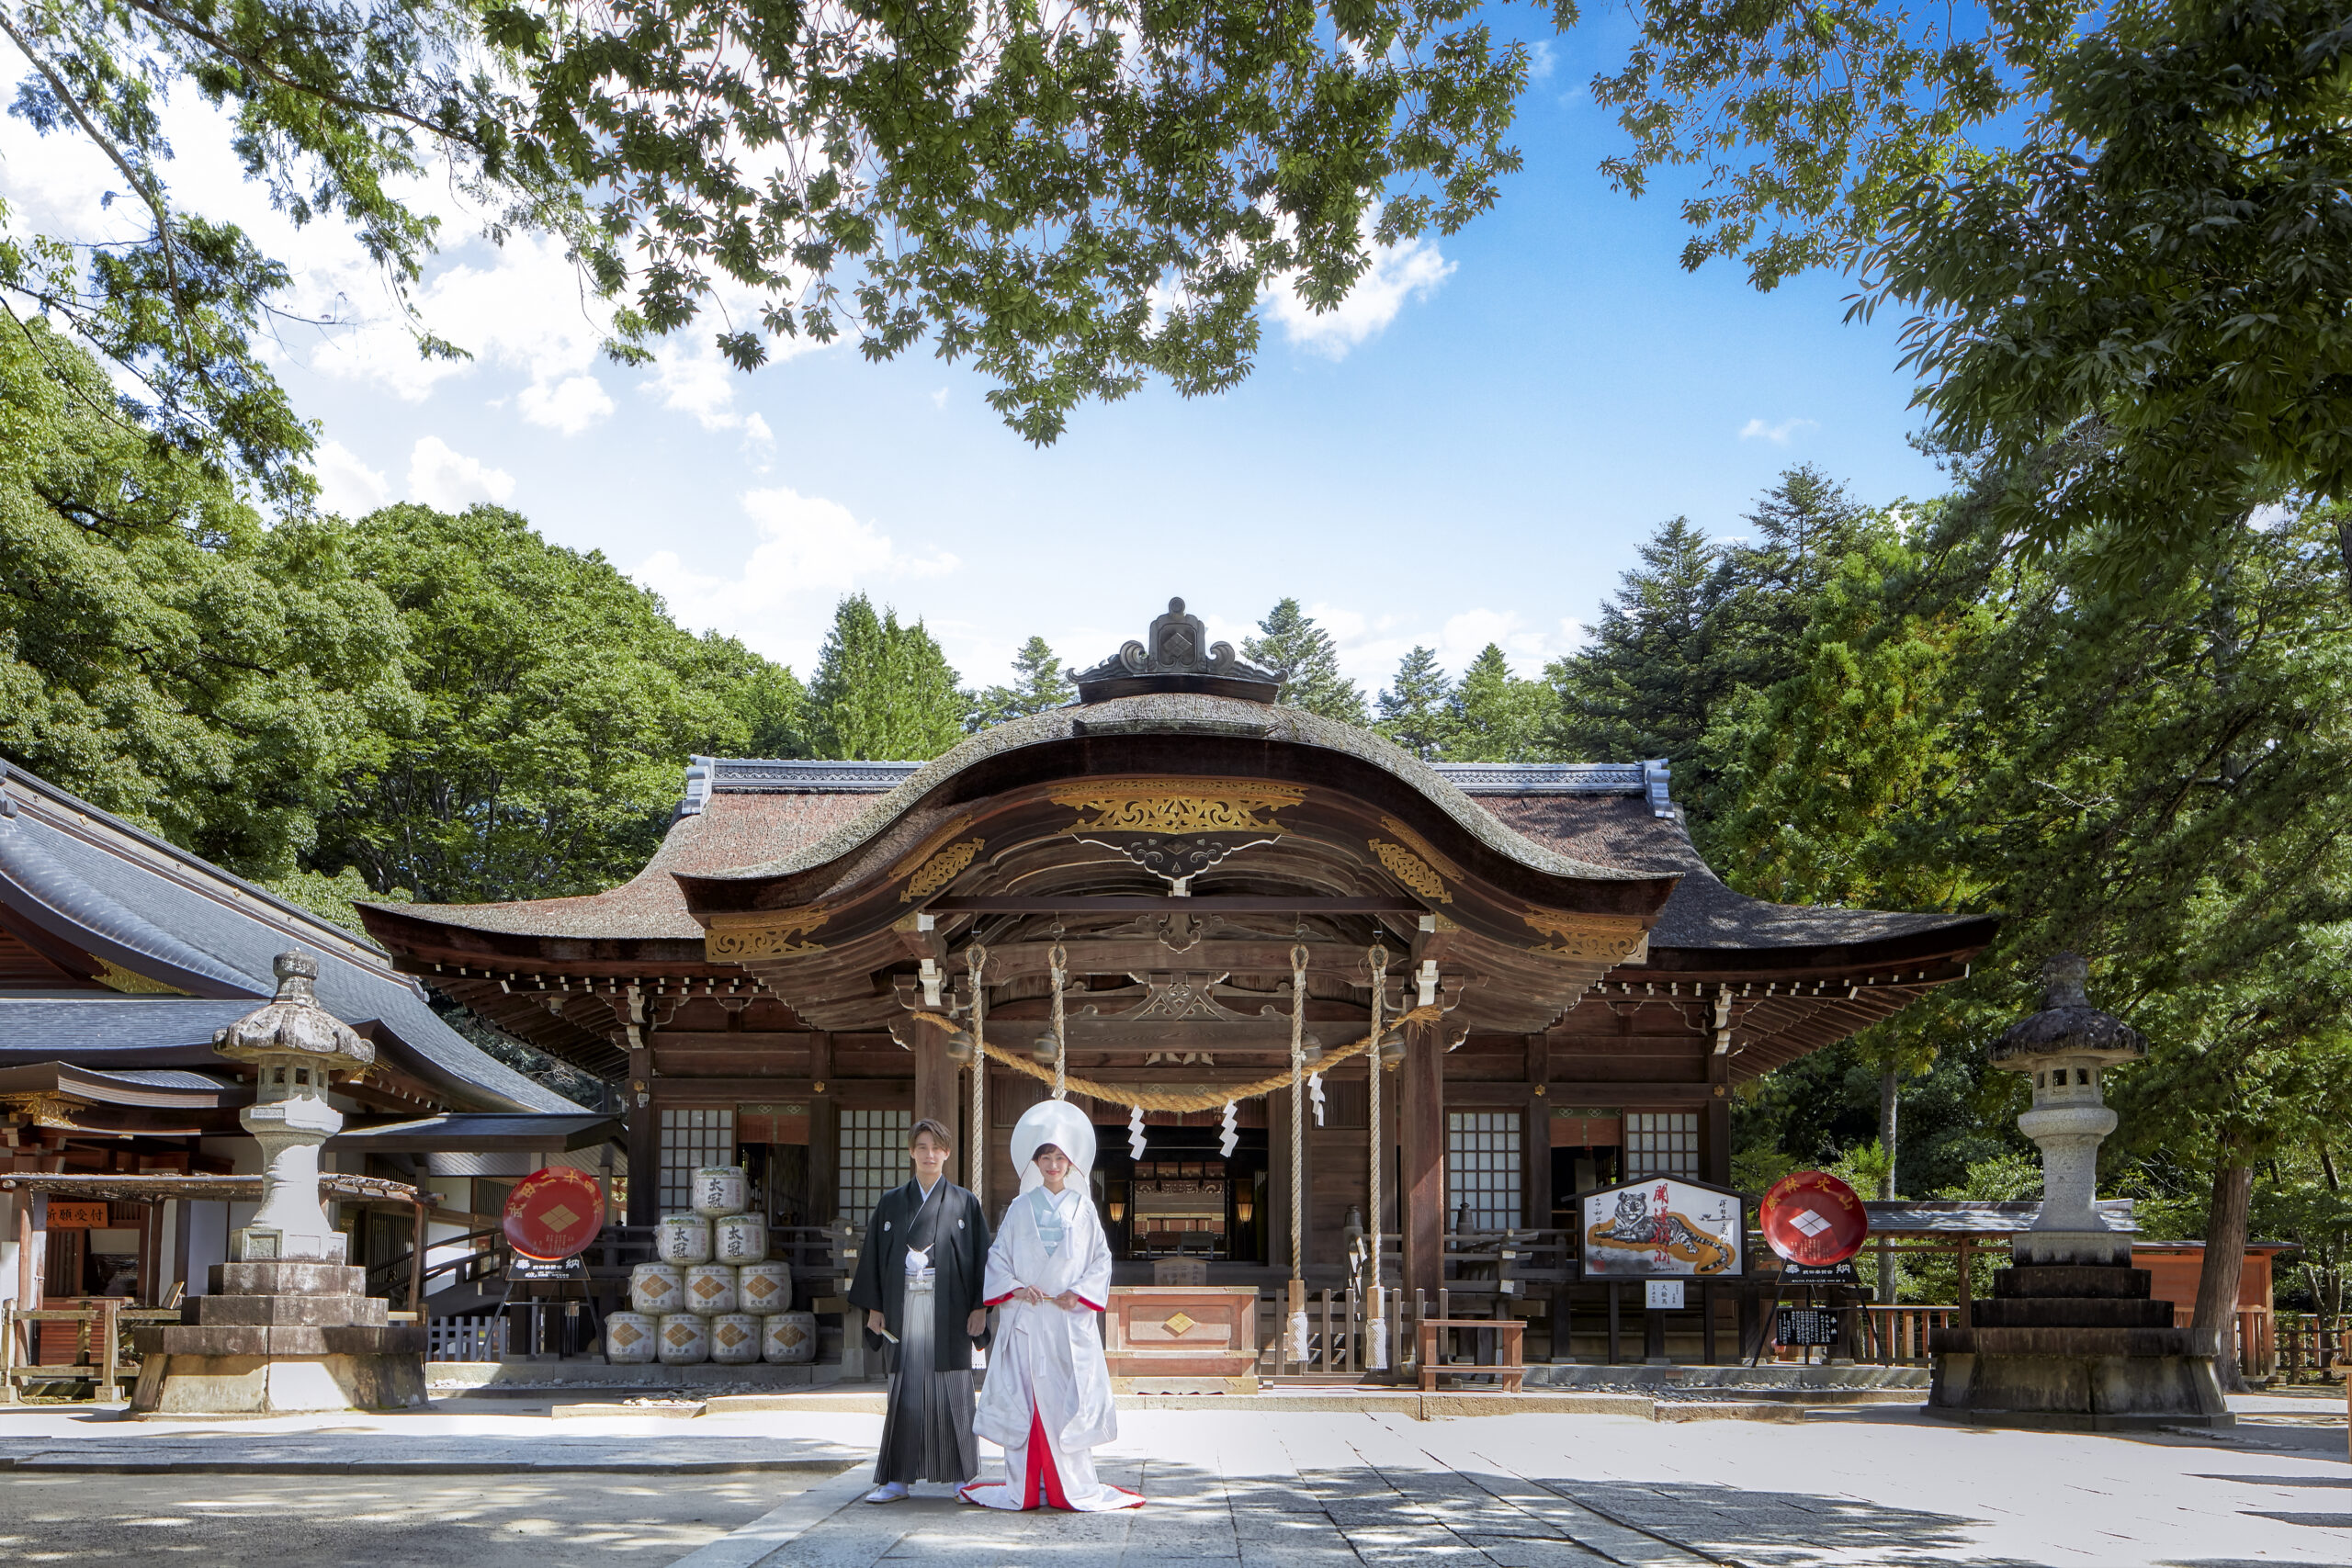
left=1778, top=1260, right=1860, bottom=1286
left=1775, top=1308, right=1841, bottom=1347
left=509, top=1255, right=586, bottom=1281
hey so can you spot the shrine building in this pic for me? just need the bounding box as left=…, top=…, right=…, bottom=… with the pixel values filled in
left=360, top=598, right=1996, bottom=1309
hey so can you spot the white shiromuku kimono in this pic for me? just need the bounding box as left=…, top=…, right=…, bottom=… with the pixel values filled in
left=960, top=1100, right=1142, bottom=1512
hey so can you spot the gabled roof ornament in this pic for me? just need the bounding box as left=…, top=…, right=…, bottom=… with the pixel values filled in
left=1071, top=597, right=1282, bottom=704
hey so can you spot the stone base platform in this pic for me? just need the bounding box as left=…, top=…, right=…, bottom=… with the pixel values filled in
left=130, top=1260, right=426, bottom=1416
left=1526, top=1363, right=1928, bottom=1391
left=1928, top=1261, right=2230, bottom=1429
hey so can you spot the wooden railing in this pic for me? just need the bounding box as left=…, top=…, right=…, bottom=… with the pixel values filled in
left=1857, top=1305, right=1959, bottom=1364
left=2277, top=1314, right=2350, bottom=1381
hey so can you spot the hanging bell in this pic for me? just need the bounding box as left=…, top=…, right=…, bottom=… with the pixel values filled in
left=1377, top=1035, right=1406, bottom=1067
left=1300, top=1032, right=1323, bottom=1066
left=1032, top=1028, right=1061, bottom=1066
left=944, top=1030, right=975, bottom=1065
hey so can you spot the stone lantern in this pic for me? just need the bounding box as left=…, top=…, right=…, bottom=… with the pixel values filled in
left=130, top=952, right=424, bottom=1416
left=1928, top=953, right=2228, bottom=1428
left=212, top=953, right=374, bottom=1263
left=1989, top=952, right=2145, bottom=1260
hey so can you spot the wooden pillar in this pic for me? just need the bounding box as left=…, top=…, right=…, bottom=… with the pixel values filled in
left=1524, top=1033, right=1548, bottom=1229
left=1705, top=1052, right=1733, bottom=1188
left=808, top=1033, right=838, bottom=1226
left=171, top=1196, right=192, bottom=1302
left=911, top=1014, right=957, bottom=1161
left=626, top=1044, right=660, bottom=1225
left=1401, top=1014, right=1445, bottom=1305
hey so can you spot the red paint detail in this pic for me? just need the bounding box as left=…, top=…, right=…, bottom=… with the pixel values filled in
left=1072, top=1292, right=1105, bottom=1312
left=501, top=1166, right=605, bottom=1260
left=1024, top=1404, right=1073, bottom=1510
left=984, top=1291, right=1017, bottom=1307
left=1759, top=1169, right=1871, bottom=1266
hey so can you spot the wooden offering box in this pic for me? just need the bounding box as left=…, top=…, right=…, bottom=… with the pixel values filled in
left=1104, top=1285, right=1260, bottom=1389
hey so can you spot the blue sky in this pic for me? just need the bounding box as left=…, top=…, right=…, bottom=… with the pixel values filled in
left=5, top=21, right=1947, bottom=692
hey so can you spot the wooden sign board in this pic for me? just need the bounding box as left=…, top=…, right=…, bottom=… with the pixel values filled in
left=1578, top=1176, right=1747, bottom=1280
left=47, top=1201, right=110, bottom=1229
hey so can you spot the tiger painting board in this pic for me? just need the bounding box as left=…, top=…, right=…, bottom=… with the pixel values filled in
left=1578, top=1176, right=1747, bottom=1280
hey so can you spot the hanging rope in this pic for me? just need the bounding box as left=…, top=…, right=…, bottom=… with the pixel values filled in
left=967, top=943, right=988, bottom=1209
left=902, top=1004, right=1442, bottom=1113
left=1048, top=940, right=1069, bottom=1100
left=1289, top=942, right=1307, bottom=1284
left=1367, top=942, right=1389, bottom=1302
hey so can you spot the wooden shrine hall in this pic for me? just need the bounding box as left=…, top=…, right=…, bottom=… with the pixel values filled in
left=360, top=597, right=1996, bottom=1319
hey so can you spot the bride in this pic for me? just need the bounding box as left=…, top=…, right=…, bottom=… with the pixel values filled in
left=959, top=1099, right=1143, bottom=1511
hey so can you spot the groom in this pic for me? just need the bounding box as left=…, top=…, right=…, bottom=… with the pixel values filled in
left=846, top=1117, right=992, bottom=1503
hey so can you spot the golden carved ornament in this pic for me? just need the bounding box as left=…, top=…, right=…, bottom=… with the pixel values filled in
left=1521, top=909, right=1651, bottom=962
left=887, top=814, right=978, bottom=880
left=1375, top=816, right=1464, bottom=880
left=901, top=838, right=984, bottom=902
left=1048, top=778, right=1306, bottom=837
left=706, top=908, right=829, bottom=960
left=3, top=1092, right=87, bottom=1129
left=1368, top=840, right=1452, bottom=903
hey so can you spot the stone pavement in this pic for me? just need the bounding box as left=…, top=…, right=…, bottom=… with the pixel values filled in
left=2, top=1395, right=2346, bottom=1566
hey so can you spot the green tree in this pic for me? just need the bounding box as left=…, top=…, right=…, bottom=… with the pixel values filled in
left=808, top=595, right=965, bottom=761
left=1376, top=646, right=1455, bottom=760
left=4, top=0, right=1564, bottom=489
left=1545, top=516, right=1722, bottom=784
left=0, top=316, right=405, bottom=878
left=969, top=637, right=1074, bottom=730
left=1447, top=644, right=1546, bottom=761
left=1710, top=494, right=2352, bottom=1376
left=1242, top=599, right=1370, bottom=724
left=1710, top=467, right=1878, bottom=694
left=310, top=503, right=798, bottom=904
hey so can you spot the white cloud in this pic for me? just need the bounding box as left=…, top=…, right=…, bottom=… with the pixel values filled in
left=1529, top=39, right=1557, bottom=81
left=640, top=326, right=814, bottom=449
left=407, top=436, right=515, bottom=509
left=1739, top=416, right=1817, bottom=445
left=1268, top=228, right=1456, bottom=358
left=517, top=375, right=616, bottom=435
left=311, top=441, right=390, bottom=518
left=931, top=388, right=950, bottom=410
left=635, top=485, right=959, bottom=665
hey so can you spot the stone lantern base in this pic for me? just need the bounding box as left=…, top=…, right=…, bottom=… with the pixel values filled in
left=129, top=1261, right=426, bottom=1417
left=1928, top=1254, right=2230, bottom=1430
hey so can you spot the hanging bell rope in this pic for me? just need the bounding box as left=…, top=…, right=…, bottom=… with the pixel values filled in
left=1289, top=942, right=1307, bottom=1285
left=967, top=943, right=988, bottom=1208
left=903, top=1003, right=1442, bottom=1114
left=1048, top=940, right=1069, bottom=1100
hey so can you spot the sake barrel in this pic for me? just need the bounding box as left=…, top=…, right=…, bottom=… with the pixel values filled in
left=604, top=1311, right=659, bottom=1364
left=709, top=1312, right=763, bottom=1365
left=656, top=1312, right=709, bottom=1364
left=654, top=1213, right=711, bottom=1264
left=628, top=1261, right=685, bottom=1316
left=691, top=1165, right=750, bottom=1217
left=737, top=1259, right=794, bottom=1315
left=712, top=1213, right=767, bottom=1263
left=683, top=1260, right=738, bottom=1315
left=763, top=1310, right=818, bottom=1363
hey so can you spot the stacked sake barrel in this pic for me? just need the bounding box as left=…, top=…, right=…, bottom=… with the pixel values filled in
left=606, top=1165, right=814, bottom=1367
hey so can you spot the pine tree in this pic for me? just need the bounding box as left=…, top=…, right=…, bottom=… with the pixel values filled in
left=1545, top=515, right=1724, bottom=776
left=969, top=636, right=1076, bottom=728
left=1712, top=466, right=1875, bottom=692
left=1242, top=598, right=1370, bottom=724
left=1376, top=647, right=1455, bottom=760
left=808, top=594, right=967, bottom=760
left=1448, top=645, right=1548, bottom=761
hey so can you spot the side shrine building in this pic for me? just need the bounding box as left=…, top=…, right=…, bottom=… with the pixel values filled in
left=362, top=599, right=1996, bottom=1314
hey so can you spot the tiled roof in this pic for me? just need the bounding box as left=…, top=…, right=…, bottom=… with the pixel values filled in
left=0, top=765, right=581, bottom=1111
left=367, top=703, right=1988, bottom=957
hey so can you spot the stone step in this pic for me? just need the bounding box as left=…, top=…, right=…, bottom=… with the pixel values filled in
left=1928, top=1325, right=2196, bottom=1358
left=1991, top=1266, right=2153, bottom=1300
left=131, top=1324, right=427, bottom=1358
left=209, top=1260, right=368, bottom=1297
left=186, top=1293, right=390, bottom=1328
left=1971, top=1296, right=2176, bottom=1329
